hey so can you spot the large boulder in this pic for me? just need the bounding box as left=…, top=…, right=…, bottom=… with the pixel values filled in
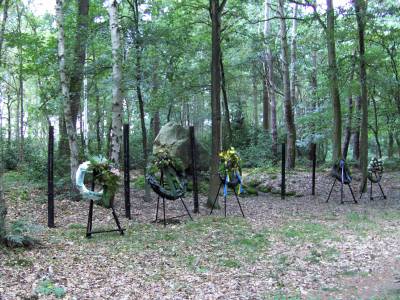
left=153, top=122, right=210, bottom=172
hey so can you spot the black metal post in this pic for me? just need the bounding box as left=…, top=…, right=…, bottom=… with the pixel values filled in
left=123, top=124, right=131, bottom=219
left=281, top=143, right=286, bottom=199
left=47, top=126, right=55, bottom=228
left=189, top=126, right=199, bottom=213
left=311, top=143, right=317, bottom=196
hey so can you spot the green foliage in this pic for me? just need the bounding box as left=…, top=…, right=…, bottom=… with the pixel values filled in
left=5, top=219, right=42, bottom=248
left=88, top=155, right=120, bottom=194
left=35, top=279, right=66, bottom=299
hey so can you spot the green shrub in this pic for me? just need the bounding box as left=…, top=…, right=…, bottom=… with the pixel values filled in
left=35, top=279, right=66, bottom=298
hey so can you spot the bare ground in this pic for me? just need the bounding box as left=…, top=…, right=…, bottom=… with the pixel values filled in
left=1, top=170, right=400, bottom=299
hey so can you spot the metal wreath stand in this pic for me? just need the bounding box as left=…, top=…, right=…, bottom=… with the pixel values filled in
left=360, top=157, right=386, bottom=200
left=76, top=161, right=124, bottom=238
left=326, top=159, right=358, bottom=204
left=209, top=171, right=245, bottom=218
left=146, top=164, right=193, bottom=227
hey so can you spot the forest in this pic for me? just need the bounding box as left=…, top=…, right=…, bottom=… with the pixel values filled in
left=0, top=0, right=400, bottom=299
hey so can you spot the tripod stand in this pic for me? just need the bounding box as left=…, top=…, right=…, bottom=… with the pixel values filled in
left=209, top=175, right=245, bottom=218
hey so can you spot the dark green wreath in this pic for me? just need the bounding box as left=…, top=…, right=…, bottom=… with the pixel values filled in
left=331, top=159, right=352, bottom=184
left=368, top=157, right=383, bottom=183
left=146, top=148, right=187, bottom=200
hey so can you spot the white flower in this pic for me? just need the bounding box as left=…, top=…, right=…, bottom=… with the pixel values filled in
left=110, top=168, right=120, bottom=177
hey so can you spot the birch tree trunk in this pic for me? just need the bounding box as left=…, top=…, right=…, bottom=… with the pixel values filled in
left=56, top=0, right=79, bottom=195
left=0, top=0, right=8, bottom=64
left=278, top=0, right=296, bottom=169
left=108, top=0, right=123, bottom=166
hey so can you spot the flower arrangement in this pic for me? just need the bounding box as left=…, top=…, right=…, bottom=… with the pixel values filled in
left=88, top=155, right=120, bottom=207
left=219, top=147, right=241, bottom=175
left=146, top=147, right=186, bottom=200
left=148, top=146, right=184, bottom=175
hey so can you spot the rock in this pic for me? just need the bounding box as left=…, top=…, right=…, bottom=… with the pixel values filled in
left=153, top=122, right=210, bottom=172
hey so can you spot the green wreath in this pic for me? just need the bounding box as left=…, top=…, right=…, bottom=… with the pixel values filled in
left=146, top=147, right=187, bottom=200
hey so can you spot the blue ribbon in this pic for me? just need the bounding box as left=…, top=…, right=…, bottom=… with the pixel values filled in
left=223, top=174, right=229, bottom=196
left=236, top=171, right=244, bottom=194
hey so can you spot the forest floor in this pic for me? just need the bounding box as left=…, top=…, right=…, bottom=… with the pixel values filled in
left=1, top=169, right=400, bottom=299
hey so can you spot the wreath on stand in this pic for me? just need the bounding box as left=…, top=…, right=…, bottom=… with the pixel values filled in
left=146, top=147, right=187, bottom=200
left=330, top=159, right=352, bottom=184
left=368, top=157, right=383, bottom=183
left=87, top=156, right=120, bottom=208
left=219, top=147, right=244, bottom=196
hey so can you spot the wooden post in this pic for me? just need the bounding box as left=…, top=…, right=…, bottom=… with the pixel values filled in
left=47, top=126, right=55, bottom=228
left=189, top=126, right=199, bottom=213
left=123, top=124, right=131, bottom=219
left=311, top=143, right=317, bottom=196
left=281, top=143, right=286, bottom=200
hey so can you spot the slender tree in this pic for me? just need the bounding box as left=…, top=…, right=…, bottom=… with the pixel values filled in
left=108, top=0, right=123, bottom=166
left=56, top=0, right=80, bottom=195
left=278, top=0, right=296, bottom=168
left=0, top=0, right=9, bottom=243
left=354, top=0, right=368, bottom=191
left=207, top=0, right=227, bottom=207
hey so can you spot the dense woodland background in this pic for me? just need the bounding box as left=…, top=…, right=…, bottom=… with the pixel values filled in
left=0, top=0, right=399, bottom=210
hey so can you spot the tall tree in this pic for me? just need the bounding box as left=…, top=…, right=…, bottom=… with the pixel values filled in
left=56, top=0, right=80, bottom=196
left=127, top=0, right=151, bottom=201
left=290, top=4, right=299, bottom=109
left=278, top=0, right=296, bottom=168
left=207, top=0, right=227, bottom=207
left=0, top=0, right=9, bottom=244
left=326, top=0, right=342, bottom=161
left=264, top=0, right=277, bottom=155
left=108, top=0, right=123, bottom=165
left=342, top=54, right=356, bottom=159
left=354, top=0, right=368, bottom=192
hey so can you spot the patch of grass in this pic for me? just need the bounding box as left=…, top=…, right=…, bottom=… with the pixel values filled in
left=344, top=211, right=376, bottom=235
left=35, top=279, right=66, bottom=298
left=219, top=258, right=241, bottom=268
left=5, top=257, right=34, bottom=267
left=263, top=291, right=302, bottom=300
left=132, top=175, right=146, bottom=189
left=280, top=222, right=335, bottom=244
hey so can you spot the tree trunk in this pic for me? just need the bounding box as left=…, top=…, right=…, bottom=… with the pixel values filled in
left=278, top=0, right=296, bottom=169
left=58, top=115, right=70, bottom=159
left=94, top=83, right=102, bottom=153
left=108, top=0, right=123, bottom=166
left=395, top=135, right=400, bottom=158
left=0, top=0, right=9, bottom=64
left=56, top=0, right=80, bottom=197
left=69, top=0, right=89, bottom=127
left=326, top=0, right=342, bottom=161
left=290, top=4, right=298, bottom=109
left=371, top=94, right=381, bottom=158
left=354, top=0, right=368, bottom=192
left=0, top=93, right=5, bottom=243
left=352, top=95, right=361, bottom=161
left=262, top=69, right=270, bottom=131
left=265, top=0, right=277, bottom=156
left=220, top=54, right=232, bottom=148
left=207, top=0, right=226, bottom=207
left=153, top=110, right=160, bottom=137
left=129, top=0, right=150, bottom=201
left=342, top=55, right=356, bottom=159
left=388, top=131, right=394, bottom=159
left=252, top=69, right=259, bottom=129
left=17, top=6, right=24, bottom=162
